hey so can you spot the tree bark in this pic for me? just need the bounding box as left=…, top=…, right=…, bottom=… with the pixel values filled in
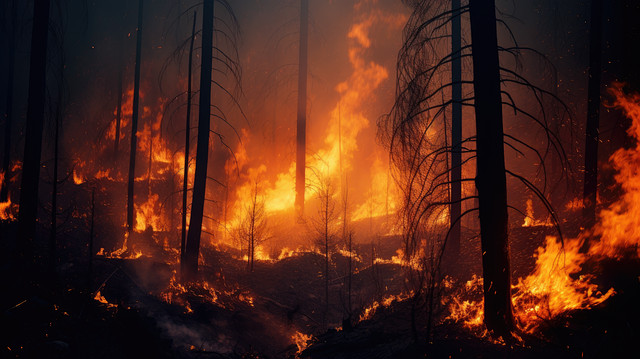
left=1, top=1, right=16, bottom=202
left=469, top=0, right=514, bottom=336
left=113, top=64, right=123, bottom=164
left=181, top=10, right=197, bottom=269
left=88, top=188, right=95, bottom=290
left=295, top=0, right=308, bottom=219
left=50, top=87, right=61, bottom=272
left=127, top=0, right=144, bottom=234
left=17, top=0, right=51, bottom=264
left=183, top=0, right=214, bottom=281
left=582, top=0, right=603, bottom=231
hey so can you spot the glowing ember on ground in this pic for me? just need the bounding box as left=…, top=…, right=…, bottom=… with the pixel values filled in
left=93, top=291, right=117, bottom=308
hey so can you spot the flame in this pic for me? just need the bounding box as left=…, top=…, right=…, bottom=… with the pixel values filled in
left=0, top=195, right=15, bottom=221
left=291, top=331, right=313, bottom=355
left=522, top=198, right=553, bottom=227
left=134, top=193, right=167, bottom=232
left=351, top=156, right=399, bottom=221
left=96, top=233, right=143, bottom=259
left=358, top=292, right=412, bottom=322
left=374, top=247, right=423, bottom=271
left=0, top=172, right=16, bottom=221
left=218, top=4, right=407, bottom=250
left=72, top=168, right=85, bottom=185
left=564, top=197, right=584, bottom=212
left=586, top=82, right=640, bottom=257
left=445, top=275, right=484, bottom=329
left=94, top=291, right=117, bottom=308
left=447, top=83, right=640, bottom=334
left=512, top=236, right=615, bottom=333
left=160, top=271, right=254, bottom=313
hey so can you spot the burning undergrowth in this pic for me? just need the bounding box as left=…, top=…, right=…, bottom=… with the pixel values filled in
left=443, top=83, right=640, bottom=338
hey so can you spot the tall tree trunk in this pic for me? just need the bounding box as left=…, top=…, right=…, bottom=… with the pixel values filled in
left=448, top=0, right=462, bottom=261
left=87, top=187, right=95, bottom=290
left=17, top=0, right=51, bottom=264
left=324, top=197, right=329, bottom=329
left=147, top=136, right=152, bottom=199
left=1, top=1, right=16, bottom=202
left=183, top=0, right=214, bottom=281
left=582, top=0, right=603, bottom=231
left=469, top=0, right=514, bottom=336
left=127, top=0, right=144, bottom=234
left=50, top=90, right=61, bottom=272
left=295, top=0, right=308, bottom=218
left=181, top=11, right=197, bottom=266
left=113, top=65, right=123, bottom=164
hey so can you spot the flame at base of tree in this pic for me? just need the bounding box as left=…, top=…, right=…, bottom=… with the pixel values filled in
left=447, top=83, right=640, bottom=335
left=0, top=172, right=17, bottom=221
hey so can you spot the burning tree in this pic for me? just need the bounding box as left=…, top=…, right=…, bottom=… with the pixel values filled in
left=381, top=0, right=568, bottom=338
left=126, top=0, right=144, bottom=236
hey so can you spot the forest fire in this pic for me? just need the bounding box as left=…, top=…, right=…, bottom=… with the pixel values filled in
left=2, top=0, right=640, bottom=358
left=447, top=83, right=640, bottom=335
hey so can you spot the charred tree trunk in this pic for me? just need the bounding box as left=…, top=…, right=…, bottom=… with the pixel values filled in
left=469, top=0, right=514, bottom=336
left=448, top=0, right=462, bottom=261
left=17, top=0, right=51, bottom=263
left=87, top=187, right=95, bottom=290
left=249, top=184, right=258, bottom=272
left=295, top=0, right=308, bottom=219
left=1, top=1, right=16, bottom=202
left=181, top=10, right=196, bottom=269
left=127, top=0, right=143, bottom=234
left=324, top=196, right=330, bottom=328
left=113, top=65, right=123, bottom=164
left=50, top=90, right=61, bottom=272
left=582, top=0, right=603, bottom=232
left=183, top=0, right=214, bottom=281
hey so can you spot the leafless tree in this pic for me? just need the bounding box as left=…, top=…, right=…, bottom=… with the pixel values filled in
left=380, top=0, right=569, bottom=338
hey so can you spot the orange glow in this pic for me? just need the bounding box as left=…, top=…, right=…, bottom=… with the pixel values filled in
left=447, top=83, right=640, bottom=334
left=512, top=236, right=614, bottom=333
left=218, top=7, right=407, bottom=250
left=358, top=292, right=412, bottom=322
left=586, top=83, right=640, bottom=257
left=522, top=198, right=553, bottom=227
left=94, top=291, right=117, bottom=308
left=291, top=331, right=313, bottom=355
left=0, top=172, right=16, bottom=221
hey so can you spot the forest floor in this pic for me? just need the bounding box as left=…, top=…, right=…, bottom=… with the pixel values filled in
left=1, top=220, right=639, bottom=358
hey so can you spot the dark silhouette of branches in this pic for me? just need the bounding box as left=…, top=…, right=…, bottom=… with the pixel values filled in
left=380, top=0, right=571, bottom=339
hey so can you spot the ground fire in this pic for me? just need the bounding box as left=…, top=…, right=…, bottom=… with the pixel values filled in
left=1, top=0, right=640, bottom=358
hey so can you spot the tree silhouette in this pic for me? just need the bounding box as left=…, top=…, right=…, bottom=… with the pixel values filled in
left=126, top=0, right=144, bottom=235
left=181, top=10, right=197, bottom=268
left=17, top=0, right=51, bottom=267
left=182, top=0, right=243, bottom=281
left=381, top=0, right=569, bottom=338
left=1, top=0, right=17, bottom=202
left=295, top=0, right=309, bottom=219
